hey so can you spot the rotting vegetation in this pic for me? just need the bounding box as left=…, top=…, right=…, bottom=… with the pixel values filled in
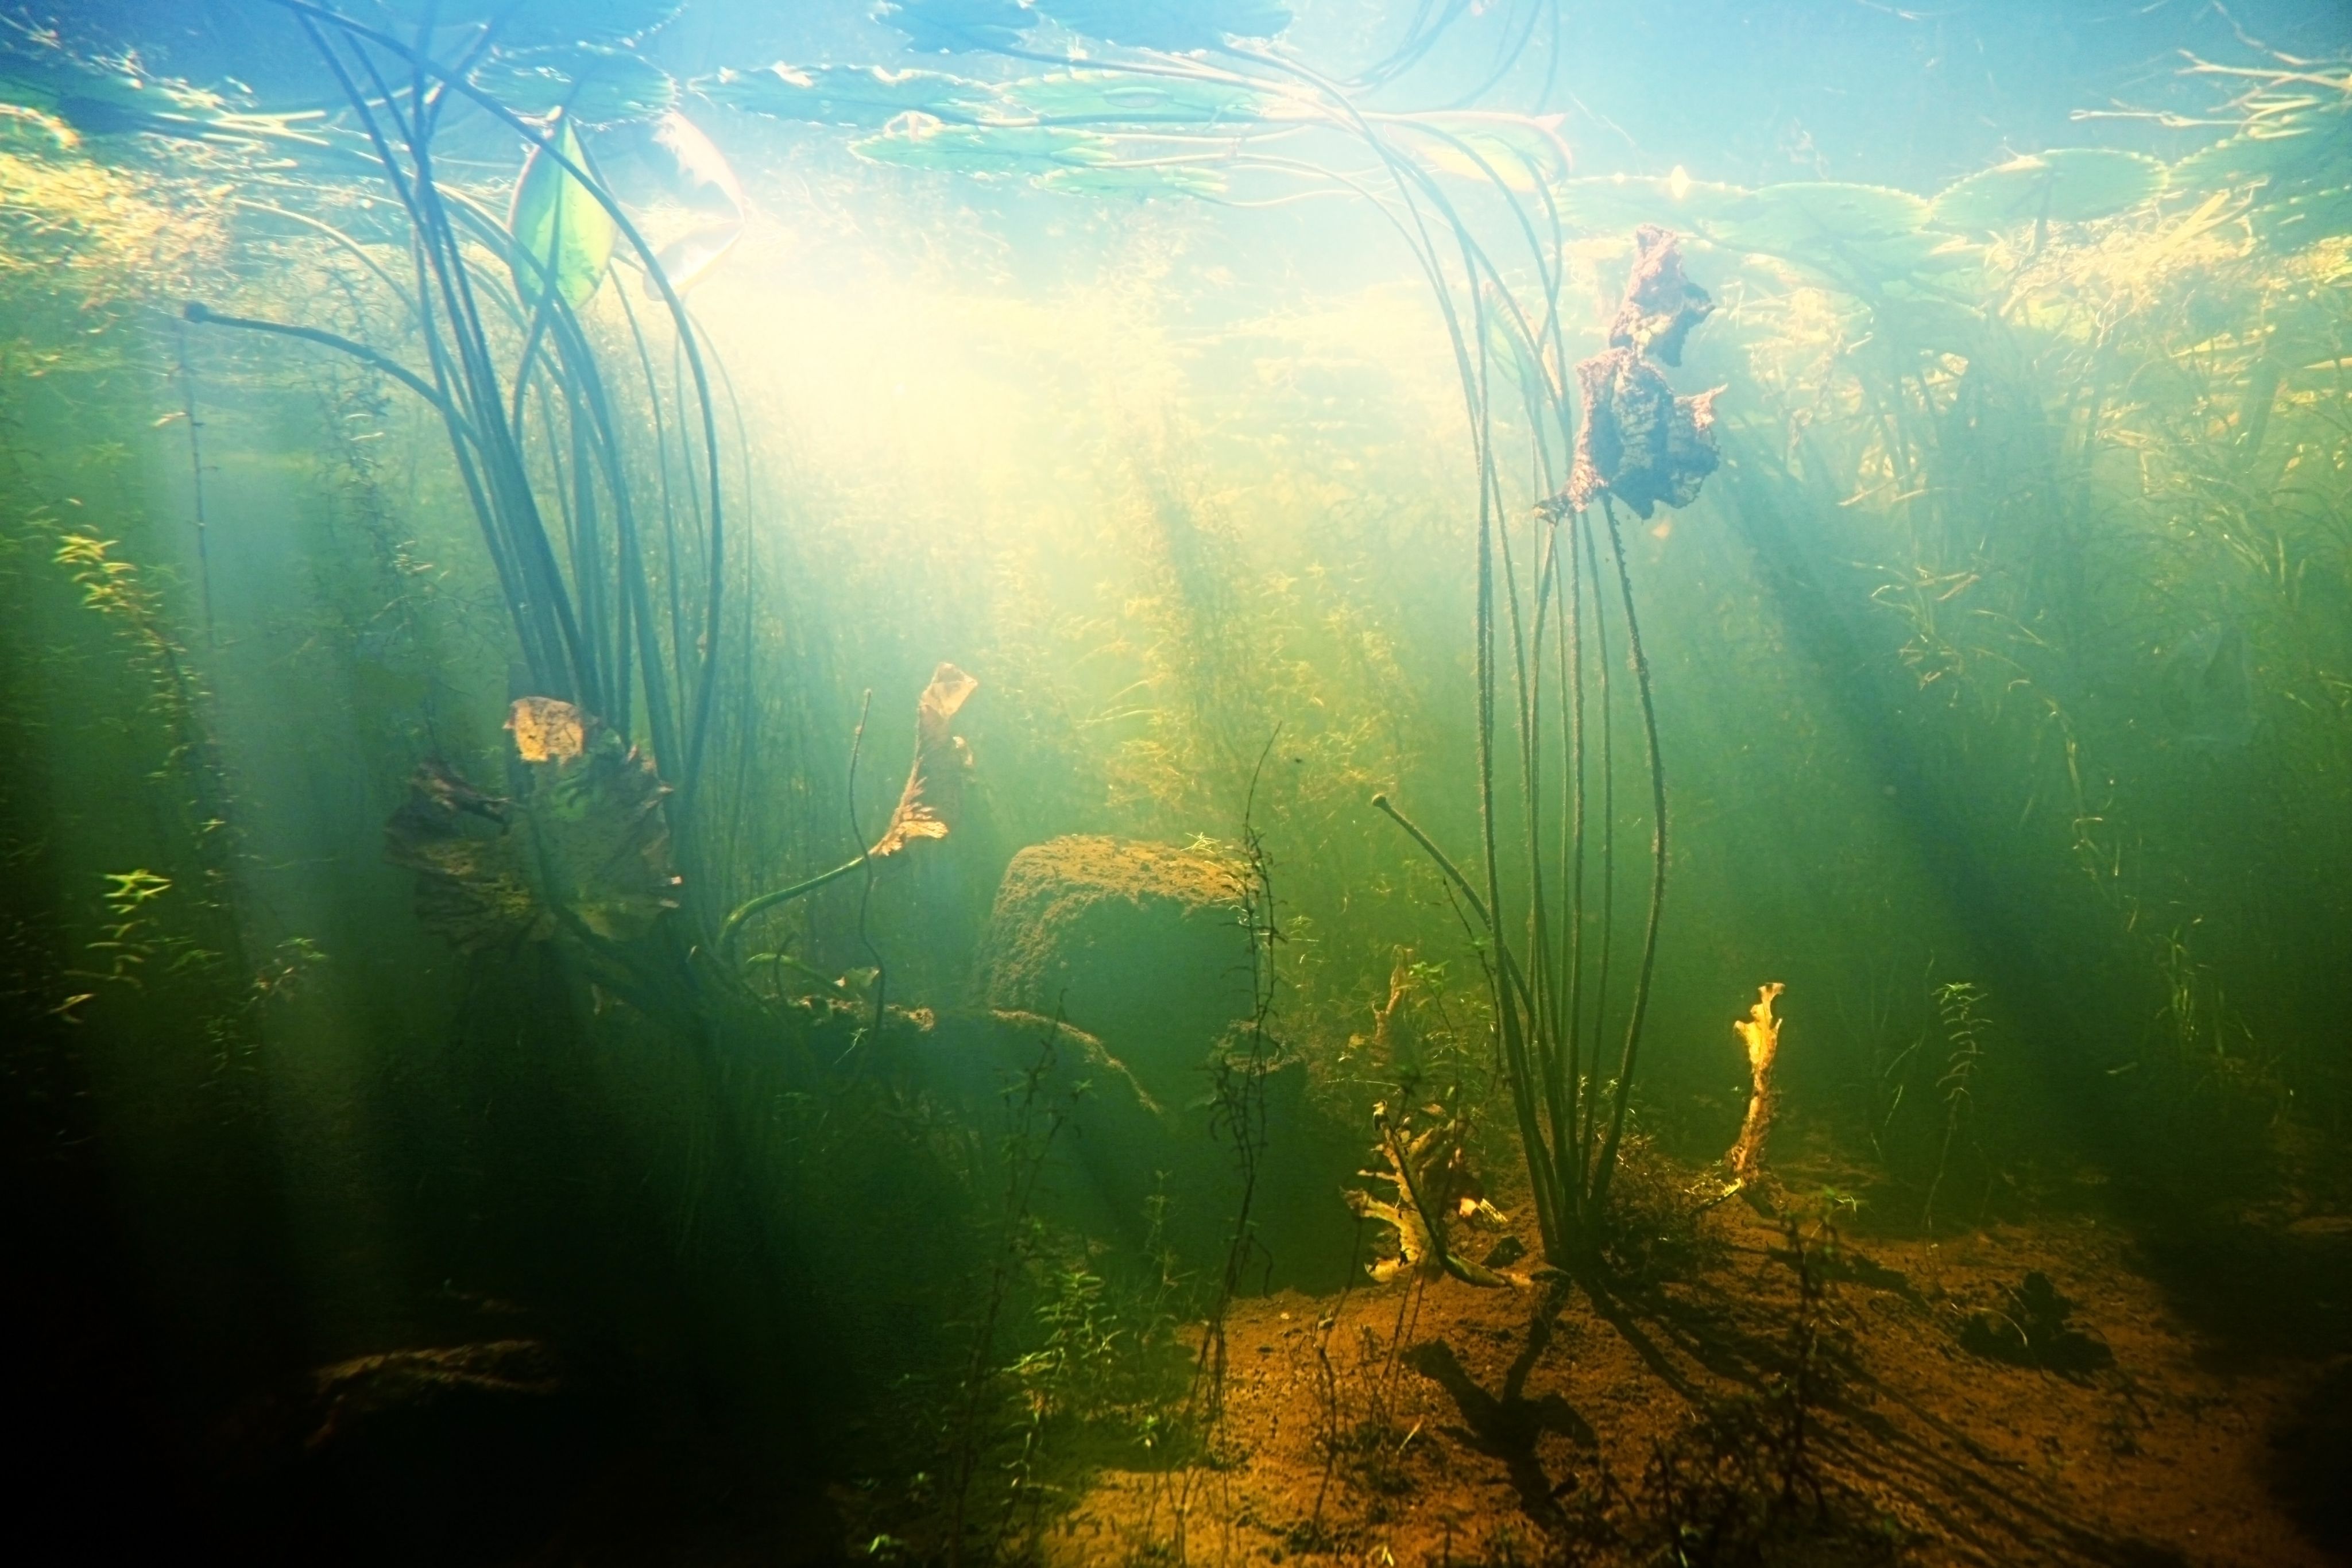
left=2, top=3, right=2350, bottom=1565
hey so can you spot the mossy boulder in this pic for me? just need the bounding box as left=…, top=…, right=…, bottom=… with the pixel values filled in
left=977, top=835, right=1255, bottom=1109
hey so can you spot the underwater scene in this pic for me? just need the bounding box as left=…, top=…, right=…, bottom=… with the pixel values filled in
left=5, top=0, right=2352, bottom=1562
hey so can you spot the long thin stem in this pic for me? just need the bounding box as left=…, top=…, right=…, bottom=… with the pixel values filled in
left=1589, top=495, right=1669, bottom=1218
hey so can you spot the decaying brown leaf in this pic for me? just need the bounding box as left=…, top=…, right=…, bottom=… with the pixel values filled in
left=869, top=661, right=979, bottom=859
left=506, top=695, right=585, bottom=762
left=1607, top=222, right=1715, bottom=366
left=384, top=698, right=679, bottom=951
left=384, top=760, right=540, bottom=953
left=1547, top=227, right=1724, bottom=521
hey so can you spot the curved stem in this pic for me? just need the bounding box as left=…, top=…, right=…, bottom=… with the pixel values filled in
left=715, top=854, right=867, bottom=965
left=1588, top=495, right=1669, bottom=1221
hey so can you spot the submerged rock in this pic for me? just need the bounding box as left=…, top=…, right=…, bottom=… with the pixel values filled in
left=216, top=1339, right=597, bottom=1565
left=977, top=835, right=1256, bottom=1109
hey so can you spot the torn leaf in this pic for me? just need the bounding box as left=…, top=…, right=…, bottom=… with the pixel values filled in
left=870, top=661, right=979, bottom=859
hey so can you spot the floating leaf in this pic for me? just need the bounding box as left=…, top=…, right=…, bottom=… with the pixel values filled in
left=1927, top=149, right=2166, bottom=231
left=1036, top=161, right=1226, bottom=196
left=1710, top=181, right=1927, bottom=252
left=870, top=663, right=979, bottom=859
left=1034, top=0, right=1292, bottom=51
left=1869, top=289, right=1992, bottom=355
left=2169, top=102, right=2352, bottom=246
left=877, top=0, right=1038, bottom=53
left=996, top=69, right=1270, bottom=125
left=1703, top=183, right=1985, bottom=294
left=2171, top=121, right=2346, bottom=196
left=1554, top=171, right=1749, bottom=236
left=379, top=0, right=682, bottom=48
left=0, top=25, right=245, bottom=141
left=508, top=116, right=616, bottom=310
left=695, top=63, right=996, bottom=127
left=853, top=117, right=1116, bottom=175
left=2258, top=182, right=2352, bottom=245
left=470, top=44, right=676, bottom=128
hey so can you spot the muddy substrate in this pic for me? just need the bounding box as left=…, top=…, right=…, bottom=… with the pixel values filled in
left=847, top=1175, right=2348, bottom=1568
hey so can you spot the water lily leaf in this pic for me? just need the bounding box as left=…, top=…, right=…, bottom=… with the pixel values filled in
left=1034, top=0, right=1292, bottom=51
left=1711, top=181, right=1927, bottom=251
left=995, top=69, right=1269, bottom=125
left=470, top=45, right=676, bottom=127
left=878, top=0, right=1039, bottom=53
left=1037, top=161, right=1226, bottom=196
left=379, top=0, right=682, bottom=49
left=1928, top=149, right=2165, bottom=231
left=853, top=117, right=1116, bottom=174
left=2258, top=181, right=2352, bottom=245
left=0, top=26, right=237, bottom=140
left=695, top=63, right=997, bottom=127
left=1869, top=289, right=1992, bottom=354
left=508, top=117, right=616, bottom=309
left=2171, top=106, right=2352, bottom=245
left=2171, top=121, right=2347, bottom=196
left=1554, top=172, right=1750, bottom=236
left=870, top=664, right=979, bottom=858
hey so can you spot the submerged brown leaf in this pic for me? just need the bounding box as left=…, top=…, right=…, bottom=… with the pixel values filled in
left=1564, top=346, right=1723, bottom=518
left=1549, top=227, right=1725, bottom=521
left=385, top=759, right=540, bottom=952
left=506, top=695, right=586, bottom=762
left=1607, top=222, right=1715, bottom=367
left=384, top=698, right=678, bottom=951
left=869, top=661, right=979, bottom=859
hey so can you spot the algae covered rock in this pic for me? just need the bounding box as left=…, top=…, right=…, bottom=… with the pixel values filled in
left=978, top=835, right=1255, bottom=1108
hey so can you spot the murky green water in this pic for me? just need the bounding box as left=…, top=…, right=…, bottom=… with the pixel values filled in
left=3, top=3, right=2349, bottom=1563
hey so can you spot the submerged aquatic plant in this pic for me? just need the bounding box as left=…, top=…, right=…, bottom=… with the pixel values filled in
left=1345, top=1089, right=1522, bottom=1288
left=176, top=1, right=738, bottom=922
left=716, top=661, right=979, bottom=963
left=1726, top=982, right=1787, bottom=1191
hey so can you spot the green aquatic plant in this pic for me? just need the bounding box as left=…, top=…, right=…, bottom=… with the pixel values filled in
left=1920, top=979, right=1987, bottom=1235
left=697, top=10, right=1714, bottom=1273
left=717, top=661, right=978, bottom=965
left=179, top=1, right=735, bottom=902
